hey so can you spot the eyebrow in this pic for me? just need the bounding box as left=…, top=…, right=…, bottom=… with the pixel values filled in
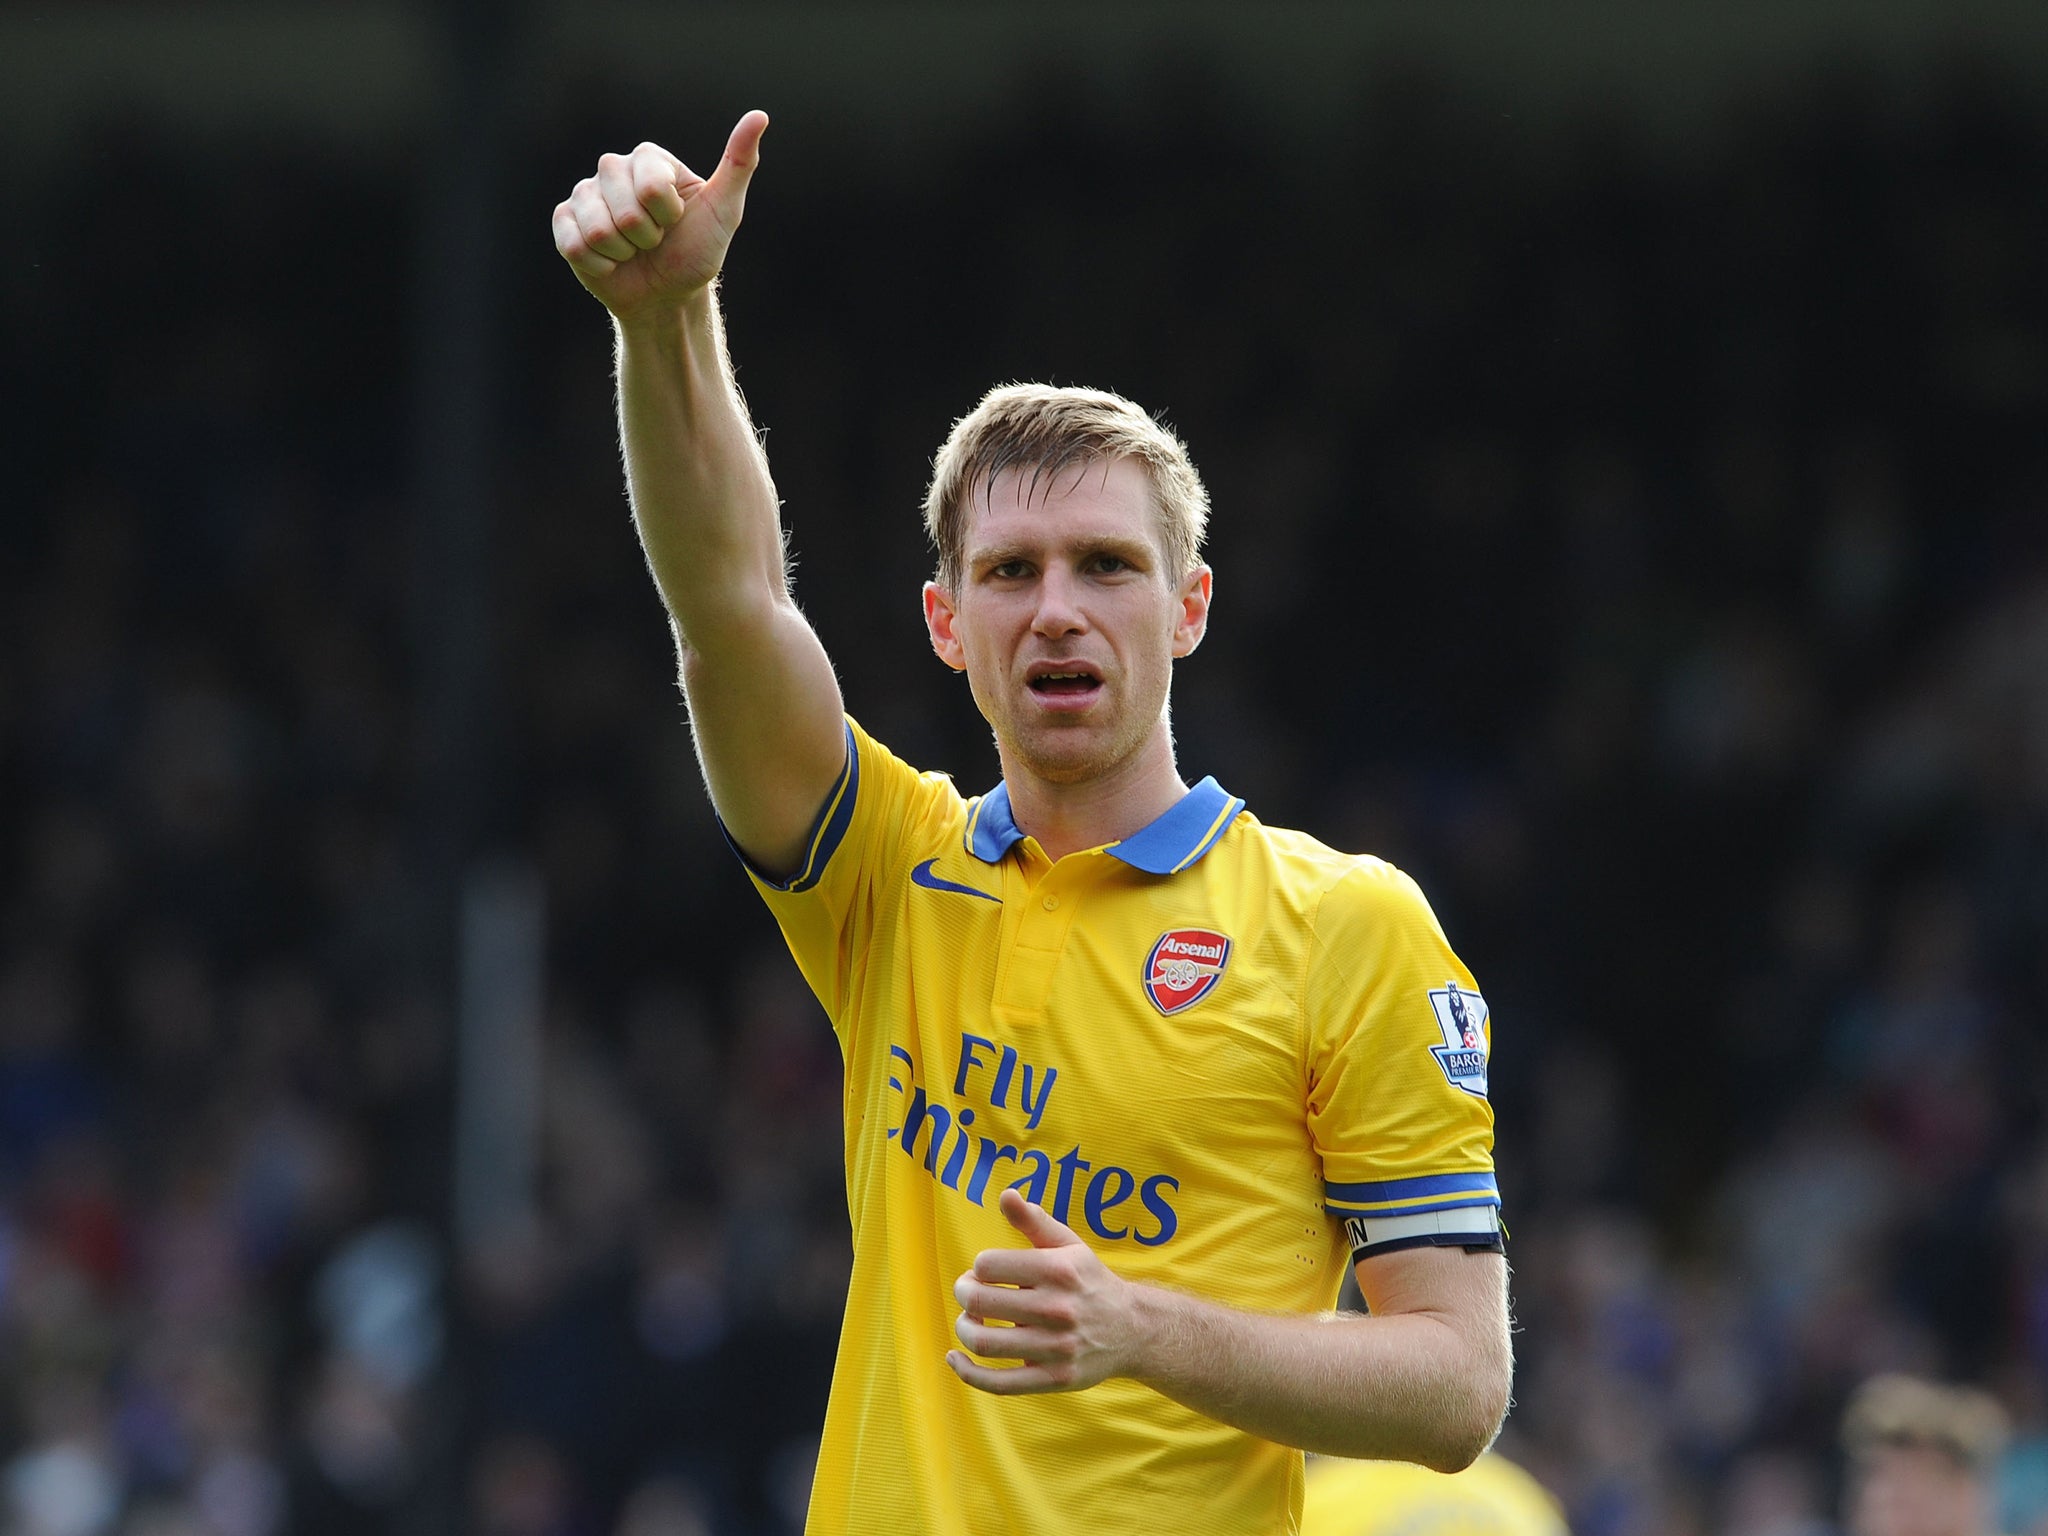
left=969, top=534, right=1157, bottom=571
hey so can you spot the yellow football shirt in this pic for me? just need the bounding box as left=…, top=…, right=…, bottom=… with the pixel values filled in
left=740, top=721, right=1502, bottom=1535
left=1301, top=1455, right=1569, bottom=1536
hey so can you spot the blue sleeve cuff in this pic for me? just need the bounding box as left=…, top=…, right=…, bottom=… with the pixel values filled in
left=1326, top=1173, right=1504, bottom=1259
left=717, top=721, right=860, bottom=893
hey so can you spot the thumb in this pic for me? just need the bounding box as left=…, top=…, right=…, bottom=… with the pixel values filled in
left=705, top=109, right=769, bottom=215
left=999, top=1187, right=1081, bottom=1249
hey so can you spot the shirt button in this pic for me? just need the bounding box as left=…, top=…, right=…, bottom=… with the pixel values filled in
left=1042, top=894, right=1060, bottom=911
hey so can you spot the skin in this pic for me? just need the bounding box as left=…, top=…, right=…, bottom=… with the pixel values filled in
left=952, top=1191, right=1509, bottom=1467
left=553, top=116, right=1512, bottom=1471
left=554, top=114, right=847, bottom=876
left=922, top=455, right=1211, bottom=859
left=1848, top=1445, right=1991, bottom=1536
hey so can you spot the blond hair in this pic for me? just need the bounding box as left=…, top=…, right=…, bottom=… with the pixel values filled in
left=1840, top=1374, right=2009, bottom=1475
left=922, top=383, right=1210, bottom=592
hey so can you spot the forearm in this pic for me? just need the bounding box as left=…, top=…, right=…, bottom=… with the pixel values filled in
left=953, top=1195, right=1514, bottom=1467
left=555, top=120, right=846, bottom=867
left=615, top=287, right=789, bottom=653
left=1124, top=1283, right=1510, bottom=1469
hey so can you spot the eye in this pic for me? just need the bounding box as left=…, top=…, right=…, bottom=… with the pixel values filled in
left=1090, top=554, right=1131, bottom=574
left=987, top=559, right=1032, bottom=580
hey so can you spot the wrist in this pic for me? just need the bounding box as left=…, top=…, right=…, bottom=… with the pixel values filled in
left=612, top=285, right=716, bottom=348
left=1117, top=1280, right=1187, bottom=1387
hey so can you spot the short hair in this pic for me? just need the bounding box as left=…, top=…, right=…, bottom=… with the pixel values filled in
left=922, top=383, right=1210, bottom=593
left=1840, top=1374, right=2009, bottom=1476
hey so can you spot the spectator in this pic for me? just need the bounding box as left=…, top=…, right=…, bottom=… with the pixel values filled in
left=1842, top=1374, right=2010, bottom=1536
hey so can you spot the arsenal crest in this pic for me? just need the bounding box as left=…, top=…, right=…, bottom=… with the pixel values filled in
left=1144, top=929, right=1232, bottom=1015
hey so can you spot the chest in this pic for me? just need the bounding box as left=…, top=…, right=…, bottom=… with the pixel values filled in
left=855, top=857, right=1313, bottom=1243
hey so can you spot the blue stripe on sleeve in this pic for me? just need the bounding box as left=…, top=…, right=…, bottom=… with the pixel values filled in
left=1323, top=1171, right=1499, bottom=1205
left=718, top=722, right=860, bottom=893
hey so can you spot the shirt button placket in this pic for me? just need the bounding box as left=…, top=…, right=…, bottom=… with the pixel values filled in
left=993, top=877, right=1078, bottom=1023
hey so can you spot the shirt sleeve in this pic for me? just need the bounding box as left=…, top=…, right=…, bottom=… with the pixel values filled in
left=1305, top=858, right=1503, bottom=1261
left=722, top=717, right=957, bottom=1042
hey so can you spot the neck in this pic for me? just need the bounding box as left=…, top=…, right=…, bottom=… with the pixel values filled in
left=996, top=725, right=1188, bottom=862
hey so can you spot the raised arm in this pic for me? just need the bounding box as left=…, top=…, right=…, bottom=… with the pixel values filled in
left=552, top=113, right=846, bottom=875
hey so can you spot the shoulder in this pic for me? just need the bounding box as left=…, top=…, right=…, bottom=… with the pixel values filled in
left=1228, top=822, right=1456, bottom=1016
left=847, top=718, right=968, bottom=818
left=1235, top=817, right=1439, bottom=937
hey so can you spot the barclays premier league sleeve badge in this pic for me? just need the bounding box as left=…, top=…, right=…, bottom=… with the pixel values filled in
left=1426, top=982, right=1490, bottom=1098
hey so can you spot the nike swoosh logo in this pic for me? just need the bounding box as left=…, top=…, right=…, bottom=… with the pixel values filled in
left=911, top=859, right=1002, bottom=903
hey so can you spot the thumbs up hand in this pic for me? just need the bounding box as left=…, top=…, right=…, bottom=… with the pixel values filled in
left=946, top=1188, right=1147, bottom=1396
left=552, top=111, right=769, bottom=326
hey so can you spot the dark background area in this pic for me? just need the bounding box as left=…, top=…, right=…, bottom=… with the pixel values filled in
left=3, top=5, right=2047, bottom=1534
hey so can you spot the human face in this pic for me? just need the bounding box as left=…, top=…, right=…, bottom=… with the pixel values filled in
left=923, top=458, right=1210, bottom=788
left=1848, top=1446, right=1989, bottom=1536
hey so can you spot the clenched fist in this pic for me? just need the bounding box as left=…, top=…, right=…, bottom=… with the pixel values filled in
left=552, top=111, right=768, bottom=325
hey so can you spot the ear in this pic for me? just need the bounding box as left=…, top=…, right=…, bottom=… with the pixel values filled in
left=924, top=580, right=967, bottom=672
left=1170, top=565, right=1212, bottom=659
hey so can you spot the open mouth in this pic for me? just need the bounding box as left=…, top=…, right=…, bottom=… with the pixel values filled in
left=1029, top=671, right=1099, bottom=696
left=1025, top=664, right=1104, bottom=707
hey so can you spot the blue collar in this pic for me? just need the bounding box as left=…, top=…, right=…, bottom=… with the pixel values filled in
left=964, top=777, right=1246, bottom=876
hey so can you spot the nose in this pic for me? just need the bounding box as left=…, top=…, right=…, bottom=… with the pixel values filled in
left=1030, top=563, right=1089, bottom=638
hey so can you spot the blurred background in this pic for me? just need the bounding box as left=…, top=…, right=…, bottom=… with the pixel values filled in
left=4, top=3, right=2048, bottom=1533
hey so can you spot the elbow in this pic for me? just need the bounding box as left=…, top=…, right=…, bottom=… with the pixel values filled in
left=1418, top=1345, right=1513, bottom=1474
left=1418, top=1424, right=1492, bottom=1476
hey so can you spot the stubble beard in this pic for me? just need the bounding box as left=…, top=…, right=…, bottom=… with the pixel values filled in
left=993, top=679, right=1171, bottom=789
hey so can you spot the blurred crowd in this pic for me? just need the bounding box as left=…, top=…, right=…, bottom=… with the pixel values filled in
left=3, top=60, right=2047, bottom=1536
